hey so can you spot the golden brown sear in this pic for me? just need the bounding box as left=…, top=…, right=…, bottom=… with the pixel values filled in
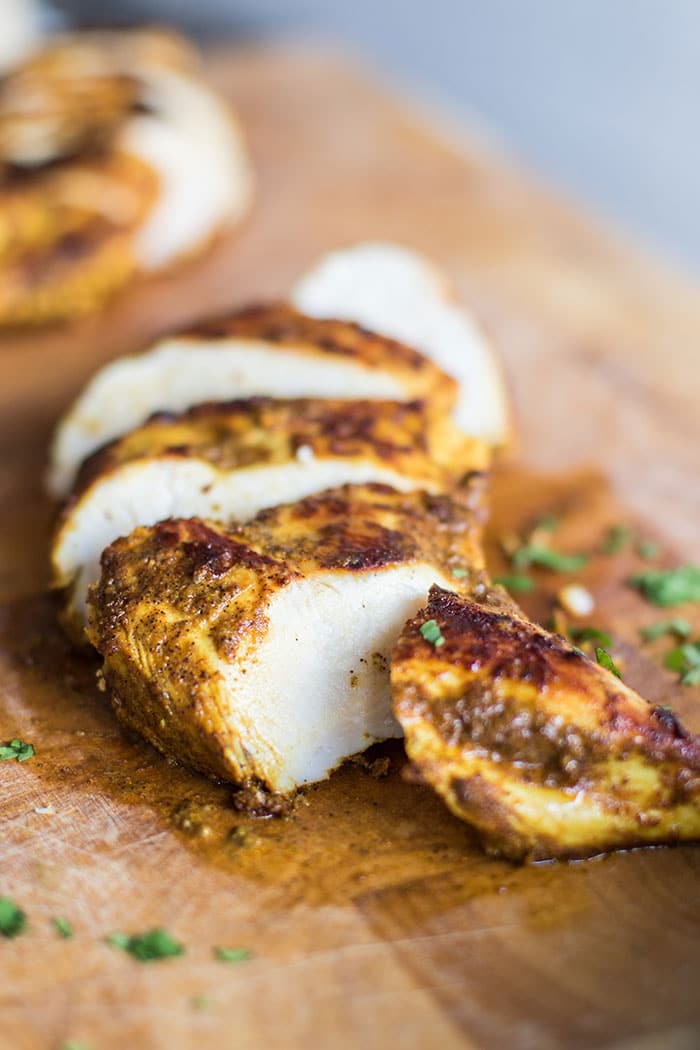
left=0, top=150, right=158, bottom=326
left=392, top=585, right=700, bottom=861
left=0, top=28, right=197, bottom=169
left=71, top=396, right=489, bottom=500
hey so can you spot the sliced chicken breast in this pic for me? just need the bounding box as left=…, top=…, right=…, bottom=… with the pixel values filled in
left=0, top=29, right=252, bottom=325
left=47, top=305, right=457, bottom=497
left=53, top=397, right=487, bottom=634
left=392, top=585, right=700, bottom=861
left=87, top=485, right=485, bottom=796
left=293, top=242, right=510, bottom=446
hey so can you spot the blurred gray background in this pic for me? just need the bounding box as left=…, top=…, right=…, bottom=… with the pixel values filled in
left=57, top=0, right=700, bottom=274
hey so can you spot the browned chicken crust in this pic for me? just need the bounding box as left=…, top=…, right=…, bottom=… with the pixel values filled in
left=0, top=28, right=197, bottom=169
left=183, top=304, right=458, bottom=414
left=69, top=396, right=489, bottom=505
left=392, top=585, right=700, bottom=861
left=87, top=485, right=486, bottom=785
left=0, top=150, right=158, bottom=326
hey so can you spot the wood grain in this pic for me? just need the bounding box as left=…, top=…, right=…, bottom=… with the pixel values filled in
left=1, top=43, right=700, bottom=1050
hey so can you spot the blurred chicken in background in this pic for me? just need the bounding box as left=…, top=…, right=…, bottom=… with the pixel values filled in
left=0, top=0, right=253, bottom=327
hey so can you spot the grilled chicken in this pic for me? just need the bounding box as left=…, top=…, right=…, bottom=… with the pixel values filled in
left=0, top=29, right=252, bottom=326
left=53, top=397, right=488, bottom=634
left=392, top=585, right=700, bottom=861
left=87, top=484, right=485, bottom=795
left=293, top=242, right=510, bottom=446
left=47, top=306, right=457, bottom=496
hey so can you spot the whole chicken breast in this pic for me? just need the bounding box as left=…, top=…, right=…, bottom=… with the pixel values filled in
left=293, top=242, right=510, bottom=446
left=53, top=397, right=487, bottom=634
left=87, top=484, right=485, bottom=796
left=47, top=305, right=457, bottom=497
left=392, top=585, right=700, bottom=861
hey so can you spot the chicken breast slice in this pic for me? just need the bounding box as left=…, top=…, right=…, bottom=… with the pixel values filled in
left=392, top=585, right=700, bottom=861
left=53, top=397, right=487, bottom=635
left=47, top=305, right=456, bottom=497
left=292, top=242, right=510, bottom=446
left=87, top=484, right=486, bottom=797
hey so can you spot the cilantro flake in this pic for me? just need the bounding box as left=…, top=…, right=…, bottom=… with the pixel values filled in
left=602, top=524, right=632, bottom=554
left=641, top=619, right=691, bottom=642
left=53, top=916, right=74, bottom=939
left=420, top=619, right=445, bottom=648
left=663, top=639, right=700, bottom=685
left=451, top=568, right=468, bottom=579
left=0, top=897, right=27, bottom=938
left=512, top=544, right=588, bottom=573
left=570, top=626, right=612, bottom=648
left=595, top=647, right=622, bottom=679
left=214, top=946, right=252, bottom=963
left=0, top=738, right=34, bottom=762
left=534, top=514, right=559, bottom=533
left=60, top=1042, right=93, bottom=1050
left=629, top=566, right=700, bottom=607
left=493, top=574, right=535, bottom=593
left=107, top=927, right=184, bottom=962
left=637, top=539, right=661, bottom=560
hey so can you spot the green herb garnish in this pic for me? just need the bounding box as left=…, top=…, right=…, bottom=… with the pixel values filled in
left=664, top=641, right=700, bottom=685
left=60, top=1042, right=93, bottom=1050
left=0, top=897, right=27, bottom=938
left=629, top=566, right=700, bottom=607
left=0, top=738, right=34, bottom=762
left=420, top=619, right=445, bottom=647
left=493, top=574, right=535, bottom=593
left=602, top=524, right=632, bottom=554
left=640, top=619, right=691, bottom=642
left=107, top=927, right=184, bottom=962
left=191, top=995, right=212, bottom=1011
left=53, top=916, right=74, bottom=939
left=214, top=946, right=252, bottom=963
left=534, top=514, right=558, bottom=532
left=595, top=647, right=622, bottom=678
left=451, top=568, right=468, bottom=579
left=637, top=539, right=661, bottom=560
left=512, top=545, right=588, bottom=573
left=570, top=626, right=613, bottom=648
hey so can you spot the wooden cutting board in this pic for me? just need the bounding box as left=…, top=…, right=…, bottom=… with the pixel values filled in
left=2, top=44, right=700, bottom=1050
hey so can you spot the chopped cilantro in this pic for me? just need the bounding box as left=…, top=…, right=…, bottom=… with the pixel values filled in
left=60, top=1042, right=92, bottom=1050
left=664, top=640, right=700, bottom=685
left=512, top=544, right=588, bottom=573
left=0, top=897, right=27, bottom=938
left=214, top=946, right=252, bottom=963
left=420, top=619, right=445, bottom=647
left=640, top=619, right=691, bottom=642
left=629, top=566, right=700, bottom=607
left=534, top=514, right=558, bottom=532
left=570, top=626, right=613, bottom=648
left=595, top=647, right=622, bottom=679
left=637, top=539, right=661, bottom=560
left=493, top=574, right=535, bottom=593
left=0, top=738, right=34, bottom=762
left=451, top=568, right=468, bottom=579
left=191, top=994, right=212, bottom=1011
left=53, top=916, right=74, bottom=939
left=602, top=524, right=632, bottom=554
left=107, top=928, right=184, bottom=962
